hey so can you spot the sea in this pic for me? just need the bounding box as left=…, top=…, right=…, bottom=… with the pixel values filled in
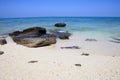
left=0, top=17, right=120, bottom=38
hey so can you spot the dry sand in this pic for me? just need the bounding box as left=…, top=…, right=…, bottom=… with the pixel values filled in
left=0, top=36, right=120, bottom=80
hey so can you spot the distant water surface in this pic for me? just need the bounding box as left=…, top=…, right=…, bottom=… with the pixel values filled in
left=0, top=17, right=120, bottom=38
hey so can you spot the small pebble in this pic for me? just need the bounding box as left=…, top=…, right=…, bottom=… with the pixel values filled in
left=0, top=51, right=4, bottom=55
left=75, top=64, right=82, bottom=67
left=61, top=46, right=80, bottom=49
left=28, top=61, right=38, bottom=63
left=81, top=53, right=90, bottom=56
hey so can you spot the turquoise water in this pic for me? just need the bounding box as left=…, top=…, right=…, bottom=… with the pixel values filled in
left=0, top=17, right=120, bottom=37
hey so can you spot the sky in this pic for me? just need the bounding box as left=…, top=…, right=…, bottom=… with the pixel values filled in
left=0, top=0, right=120, bottom=18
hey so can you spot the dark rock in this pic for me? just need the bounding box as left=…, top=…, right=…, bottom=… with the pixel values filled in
left=49, top=29, right=71, bottom=40
left=0, top=39, right=7, bottom=45
left=109, top=40, right=120, bottom=43
left=28, top=61, right=38, bottom=63
left=0, top=51, right=4, bottom=55
left=109, top=37, right=120, bottom=43
left=9, top=27, right=47, bottom=37
left=13, top=34, right=56, bottom=48
left=85, top=38, right=97, bottom=41
left=54, top=23, right=66, bottom=27
left=9, top=31, right=21, bottom=37
left=81, top=53, right=89, bottom=56
left=61, top=46, right=80, bottom=49
left=111, top=37, right=120, bottom=41
left=22, top=27, right=46, bottom=35
left=75, top=64, right=82, bottom=67
left=57, top=31, right=71, bottom=39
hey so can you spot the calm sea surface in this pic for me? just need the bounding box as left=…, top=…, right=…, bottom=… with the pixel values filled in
left=0, top=17, right=120, bottom=37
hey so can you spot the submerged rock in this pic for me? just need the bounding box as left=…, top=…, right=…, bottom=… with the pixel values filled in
left=109, top=40, right=120, bottom=43
left=85, top=38, right=97, bottom=41
left=57, top=31, right=71, bottom=39
left=54, top=23, right=66, bottom=27
left=109, top=37, right=120, bottom=43
left=49, top=29, right=71, bottom=40
left=0, top=39, right=7, bottom=45
left=111, top=37, right=120, bottom=41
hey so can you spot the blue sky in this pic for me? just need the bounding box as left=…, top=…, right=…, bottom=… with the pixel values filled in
left=0, top=0, right=120, bottom=18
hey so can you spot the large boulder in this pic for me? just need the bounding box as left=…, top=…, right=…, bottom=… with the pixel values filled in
left=54, top=23, right=66, bottom=27
left=9, top=27, right=46, bottom=37
left=13, top=34, right=56, bottom=48
left=0, top=39, right=7, bottom=45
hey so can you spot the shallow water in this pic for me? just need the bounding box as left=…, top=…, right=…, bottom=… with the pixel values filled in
left=0, top=17, right=120, bottom=38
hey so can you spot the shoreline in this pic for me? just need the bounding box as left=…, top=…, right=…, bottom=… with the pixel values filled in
left=0, top=32, right=120, bottom=56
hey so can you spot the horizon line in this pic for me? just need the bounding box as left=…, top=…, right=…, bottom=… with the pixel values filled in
left=0, top=16, right=120, bottom=19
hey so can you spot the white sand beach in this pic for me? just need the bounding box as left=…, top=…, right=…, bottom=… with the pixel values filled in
left=0, top=35, right=120, bottom=80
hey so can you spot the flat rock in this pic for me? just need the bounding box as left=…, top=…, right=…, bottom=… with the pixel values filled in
left=28, top=61, right=38, bottom=63
left=85, top=38, right=97, bottom=41
left=13, top=34, right=56, bottom=48
left=61, top=46, right=80, bottom=49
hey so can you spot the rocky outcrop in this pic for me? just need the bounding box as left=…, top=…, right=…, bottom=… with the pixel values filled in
left=0, top=39, right=7, bottom=45
left=12, top=34, right=56, bottom=48
left=9, top=27, right=54, bottom=48
left=9, top=27, right=46, bottom=37
left=9, top=26, right=72, bottom=48
left=54, top=23, right=66, bottom=27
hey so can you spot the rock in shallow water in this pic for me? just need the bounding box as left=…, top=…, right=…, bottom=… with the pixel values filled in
left=54, top=23, right=66, bottom=27
left=49, top=29, right=71, bottom=40
left=85, top=38, right=97, bottom=41
left=57, top=31, right=71, bottom=39
left=109, top=37, right=120, bottom=43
